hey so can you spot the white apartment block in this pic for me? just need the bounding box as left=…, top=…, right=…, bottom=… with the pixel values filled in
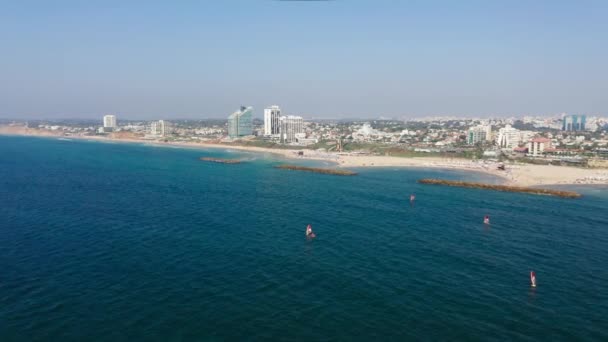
left=279, top=115, right=304, bottom=143
left=467, top=125, right=491, bottom=145
left=497, top=125, right=534, bottom=149
left=497, top=125, right=520, bottom=149
left=150, top=120, right=171, bottom=137
left=527, top=138, right=552, bottom=156
left=103, top=115, right=117, bottom=129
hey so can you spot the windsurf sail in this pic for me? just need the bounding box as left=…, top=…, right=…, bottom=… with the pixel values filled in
left=530, top=271, right=536, bottom=287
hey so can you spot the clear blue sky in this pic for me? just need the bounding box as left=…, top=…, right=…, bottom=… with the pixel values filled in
left=1, top=0, right=607, bottom=119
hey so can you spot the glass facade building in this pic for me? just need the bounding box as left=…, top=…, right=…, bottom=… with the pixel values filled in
left=562, top=115, right=586, bottom=131
left=228, top=106, right=253, bottom=138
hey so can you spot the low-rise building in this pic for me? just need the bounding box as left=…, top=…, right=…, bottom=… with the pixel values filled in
left=527, top=137, right=552, bottom=156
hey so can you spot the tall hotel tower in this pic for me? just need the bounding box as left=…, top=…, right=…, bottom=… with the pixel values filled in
left=263, top=105, right=281, bottom=136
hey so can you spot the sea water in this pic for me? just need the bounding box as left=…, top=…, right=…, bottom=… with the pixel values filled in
left=1, top=135, right=607, bottom=341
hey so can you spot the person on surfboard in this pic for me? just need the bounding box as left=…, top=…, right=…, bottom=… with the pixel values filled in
left=530, top=271, right=537, bottom=287
left=306, top=224, right=316, bottom=238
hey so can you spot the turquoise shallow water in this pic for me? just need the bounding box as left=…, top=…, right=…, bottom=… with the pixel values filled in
left=1, top=135, right=607, bottom=341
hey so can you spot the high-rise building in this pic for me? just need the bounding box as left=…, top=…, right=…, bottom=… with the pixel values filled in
left=279, top=115, right=304, bottom=143
left=103, top=115, right=117, bottom=129
left=562, top=115, right=586, bottom=131
left=150, top=120, right=171, bottom=137
left=227, top=106, right=253, bottom=138
left=264, top=105, right=281, bottom=136
left=467, top=125, right=491, bottom=145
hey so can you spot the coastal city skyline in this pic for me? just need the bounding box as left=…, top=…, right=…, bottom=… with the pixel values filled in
left=2, top=1, right=607, bottom=119
left=2, top=2, right=608, bottom=340
left=3, top=107, right=607, bottom=171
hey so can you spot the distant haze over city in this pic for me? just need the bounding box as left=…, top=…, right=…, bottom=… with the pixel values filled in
left=1, top=1, right=607, bottom=119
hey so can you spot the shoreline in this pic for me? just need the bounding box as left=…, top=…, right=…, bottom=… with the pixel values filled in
left=1, top=128, right=607, bottom=188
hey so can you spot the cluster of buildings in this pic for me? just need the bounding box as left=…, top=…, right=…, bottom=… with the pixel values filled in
left=97, top=105, right=312, bottom=145
left=227, top=105, right=311, bottom=145
left=462, top=115, right=599, bottom=157
left=487, top=115, right=595, bottom=155
left=22, top=111, right=606, bottom=163
left=298, top=115, right=607, bottom=161
left=101, top=114, right=172, bottom=137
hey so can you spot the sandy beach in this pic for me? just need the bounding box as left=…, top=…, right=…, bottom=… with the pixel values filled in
left=2, top=126, right=607, bottom=187
left=336, top=155, right=608, bottom=187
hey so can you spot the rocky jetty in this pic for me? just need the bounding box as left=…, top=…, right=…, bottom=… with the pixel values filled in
left=418, top=179, right=581, bottom=198
left=275, top=164, right=357, bottom=176
left=199, top=157, right=242, bottom=164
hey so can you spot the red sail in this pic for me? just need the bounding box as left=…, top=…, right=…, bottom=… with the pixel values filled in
left=530, top=271, right=536, bottom=286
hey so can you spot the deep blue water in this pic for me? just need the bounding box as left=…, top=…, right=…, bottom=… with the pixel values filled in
left=1, top=135, right=607, bottom=341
